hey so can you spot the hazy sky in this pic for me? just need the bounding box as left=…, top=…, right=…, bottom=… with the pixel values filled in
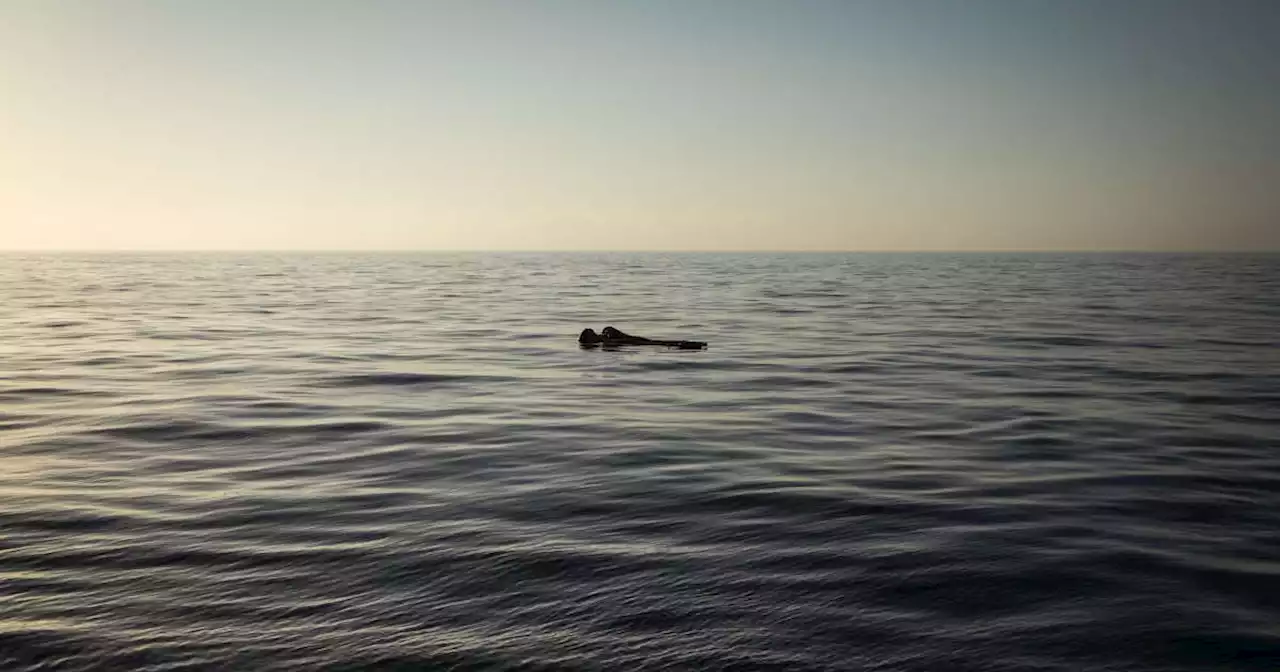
left=2, top=0, right=1278, bottom=251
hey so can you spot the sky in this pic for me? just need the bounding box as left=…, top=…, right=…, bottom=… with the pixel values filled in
left=2, top=0, right=1278, bottom=251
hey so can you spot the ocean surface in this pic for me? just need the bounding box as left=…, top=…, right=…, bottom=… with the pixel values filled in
left=1, top=252, right=1278, bottom=672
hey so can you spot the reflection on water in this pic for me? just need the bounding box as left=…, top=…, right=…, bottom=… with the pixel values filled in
left=1, top=252, right=1278, bottom=671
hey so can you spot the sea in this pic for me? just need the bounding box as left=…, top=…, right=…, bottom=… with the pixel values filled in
left=1, top=252, right=1277, bottom=672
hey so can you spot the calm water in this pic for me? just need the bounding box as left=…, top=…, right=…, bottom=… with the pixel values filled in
left=1, top=252, right=1278, bottom=671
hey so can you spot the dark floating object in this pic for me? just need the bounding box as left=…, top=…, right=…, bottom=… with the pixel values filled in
left=579, top=326, right=707, bottom=350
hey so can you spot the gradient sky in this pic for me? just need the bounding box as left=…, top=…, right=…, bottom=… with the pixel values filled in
left=2, top=0, right=1278, bottom=251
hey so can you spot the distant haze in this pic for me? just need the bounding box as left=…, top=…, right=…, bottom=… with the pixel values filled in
left=3, top=0, right=1278, bottom=251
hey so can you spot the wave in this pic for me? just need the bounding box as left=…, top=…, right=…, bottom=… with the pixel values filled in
left=1, top=252, right=1276, bottom=671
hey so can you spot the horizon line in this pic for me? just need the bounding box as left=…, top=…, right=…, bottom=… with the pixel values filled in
left=1, top=248, right=1277, bottom=255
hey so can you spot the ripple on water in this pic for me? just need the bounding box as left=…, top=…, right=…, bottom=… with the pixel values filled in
left=0, top=252, right=1278, bottom=671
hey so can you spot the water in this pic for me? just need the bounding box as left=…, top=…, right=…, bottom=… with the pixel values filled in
left=1, top=252, right=1278, bottom=671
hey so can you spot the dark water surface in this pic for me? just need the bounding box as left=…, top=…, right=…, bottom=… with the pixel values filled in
left=2, top=252, right=1278, bottom=671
